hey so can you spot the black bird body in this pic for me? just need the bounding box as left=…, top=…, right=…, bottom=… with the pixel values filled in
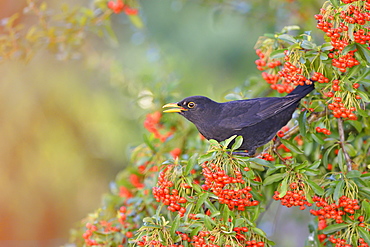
left=163, top=83, right=314, bottom=155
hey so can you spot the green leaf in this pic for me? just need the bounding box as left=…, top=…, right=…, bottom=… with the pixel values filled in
left=308, top=159, right=321, bottom=170
left=263, top=173, right=286, bottom=186
left=311, top=132, right=326, bottom=145
left=281, top=25, right=300, bottom=33
left=359, top=187, right=370, bottom=198
left=322, top=223, right=348, bottom=234
left=270, top=49, right=286, bottom=59
left=235, top=218, right=246, bottom=228
left=342, top=43, right=357, bottom=55
left=249, top=157, right=274, bottom=168
left=143, top=134, right=156, bottom=151
left=195, top=193, right=209, bottom=212
left=301, top=40, right=316, bottom=50
left=222, top=135, right=237, bottom=148
left=190, top=224, right=203, bottom=237
left=358, top=227, right=370, bottom=245
left=185, top=154, right=198, bottom=175
left=204, top=199, right=219, bottom=214
left=337, top=149, right=345, bottom=172
left=191, top=182, right=203, bottom=193
left=231, top=136, right=243, bottom=151
left=306, top=180, right=324, bottom=196
left=170, top=215, right=181, bottom=238
left=209, top=139, right=220, bottom=147
left=278, top=176, right=289, bottom=197
left=357, top=91, right=370, bottom=103
left=346, top=170, right=361, bottom=178
left=320, top=52, right=328, bottom=60
left=329, top=0, right=340, bottom=7
left=251, top=227, right=267, bottom=238
left=143, top=217, right=154, bottom=223
left=357, top=109, right=369, bottom=118
left=323, top=145, right=337, bottom=167
left=298, top=110, right=307, bottom=137
left=198, top=151, right=215, bottom=164
left=347, top=120, right=363, bottom=133
left=278, top=34, right=297, bottom=43
left=221, top=204, right=230, bottom=222
left=293, top=160, right=308, bottom=171
left=251, top=205, right=260, bottom=222
left=333, top=180, right=345, bottom=201
left=204, top=215, right=214, bottom=230
left=361, top=173, right=370, bottom=180
left=280, top=139, right=304, bottom=154
left=321, top=43, right=334, bottom=51
left=355, top=43, right=370, bottom=64
left=362, top=201, right=370, bottom=218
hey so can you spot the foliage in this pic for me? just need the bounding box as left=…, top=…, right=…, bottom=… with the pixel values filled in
left=1, top=0, right=369, bottom=246
left=0, top=0, right=140, bottom=61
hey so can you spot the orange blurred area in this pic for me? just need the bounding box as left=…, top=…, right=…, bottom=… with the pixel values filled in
left=0, top=56, right=135, bottom=246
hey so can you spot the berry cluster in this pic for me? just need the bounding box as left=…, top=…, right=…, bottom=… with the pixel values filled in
left=340, top=3, right=370, bottom=25
left=175, top=228, right=266, bottom=247
left=170, top=147, right=182, bottom=159
left=327, top=102, right=357, bottom=120
left=144, top=111, right=175, bottom=142
left=316, top=127, right=331, bottom=135
left=273, top=182, right=313, bottom=210
left=260, top=153, right=275, bottom=161
left=82, top=221, right=122, bottom=246
left=137, top=236, right=167, bottom=247
left=152, top=165, right=188, bottom=217
left=255, top=49, right=281, bottom=71
left=311, top=72, right=329, bottom=84
left=201, top=162, right=259, bottom=210
left=354, top=28, right=370, bottom=44
left=107, top=0, right=139, bottom=15
left=331, top=51, right=359, bottom=73
left=256, top=49, right=314, bottom=94
left=277, top=125, right=290, bottom=138
left=326, top=236, right=369, bottom=247
left=261, top=72, right=280, bottom=86
left=313, top=0, right=369, bottom=120
left=278, top=61, right=311, bottom=87
left=310, top=195, right=360, bottom=224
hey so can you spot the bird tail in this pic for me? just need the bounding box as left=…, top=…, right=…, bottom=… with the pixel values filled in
left=288, top=81, right=315, bottom=98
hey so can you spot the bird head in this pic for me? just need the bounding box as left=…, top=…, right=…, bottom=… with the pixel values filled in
left=162, top=96, right=218, bottom=123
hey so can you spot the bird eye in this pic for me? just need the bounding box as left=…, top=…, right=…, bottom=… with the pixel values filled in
left=187, top=102, right=195, bottom=108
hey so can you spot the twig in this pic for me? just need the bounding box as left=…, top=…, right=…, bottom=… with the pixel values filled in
left=337, top=118, right=353, bottom=172
left=260, top=111, right=327, bottom=157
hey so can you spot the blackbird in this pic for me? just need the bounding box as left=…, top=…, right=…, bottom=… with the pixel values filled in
left=163, top=82, right=314, bottom=156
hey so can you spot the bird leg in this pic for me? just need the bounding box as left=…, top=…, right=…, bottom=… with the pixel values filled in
left=272, top=145, right=287, bottom=164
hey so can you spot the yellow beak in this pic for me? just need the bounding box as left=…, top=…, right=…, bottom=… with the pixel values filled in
left=162, top=103, right=187, bottom=113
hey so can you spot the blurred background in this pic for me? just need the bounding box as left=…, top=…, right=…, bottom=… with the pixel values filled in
left=0, top=0, right=322, bottom=246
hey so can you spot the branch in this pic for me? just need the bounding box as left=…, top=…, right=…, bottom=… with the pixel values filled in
left=277, top=111, right=326, bottom=148
left=259, top=111, right=327, bottom=158
left=337, top=118, right=353, bottom=172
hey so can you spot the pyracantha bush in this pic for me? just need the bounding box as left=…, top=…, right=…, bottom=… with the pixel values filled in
left=65, top=0, right=369, bottom=246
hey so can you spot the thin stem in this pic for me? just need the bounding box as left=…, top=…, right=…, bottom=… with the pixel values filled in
left=260, top=111, right=327, bottom=156
left=337, top=118, right=353, bottom=172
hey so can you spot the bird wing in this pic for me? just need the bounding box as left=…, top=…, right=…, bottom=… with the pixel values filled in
left=218, top=95, right=300, bottom=130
